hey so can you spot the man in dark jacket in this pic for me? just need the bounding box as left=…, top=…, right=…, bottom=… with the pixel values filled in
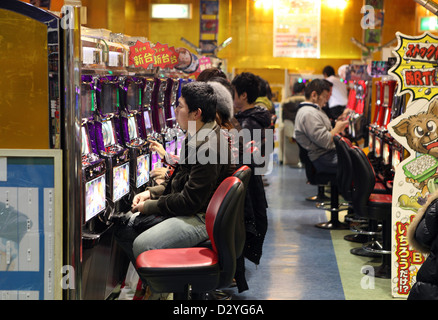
left=116, top=82, right=235, bottom=267
left=407, top=191, right=438, bottom=299
left=232, top=72, right=271, bottom=265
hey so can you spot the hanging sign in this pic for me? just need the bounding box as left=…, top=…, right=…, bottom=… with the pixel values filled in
left=129, top=41, right=179, bottom=69
left=273, top=0, right=321, bottom=58
left=387, top=32, right=438, bottom=298
left=390, top=32, right=438, bottom=101
left=152, top=42, right=178, bottom=69
left=129, top=40, right=155, bottom=69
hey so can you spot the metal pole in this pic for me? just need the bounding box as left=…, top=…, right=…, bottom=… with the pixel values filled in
left=414, top=0, right=438, bottom=15
left=62, top=4, right=82, bottom=300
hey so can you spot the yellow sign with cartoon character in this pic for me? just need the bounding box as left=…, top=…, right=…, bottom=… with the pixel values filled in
left=388, top=32, right=438, bottom=298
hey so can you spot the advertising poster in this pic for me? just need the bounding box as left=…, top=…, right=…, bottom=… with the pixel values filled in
left=0, top=150, right=62, bottom=300
left=387, top=32, right=438, bottom=298
left=273, top=0, right=320, bottom=58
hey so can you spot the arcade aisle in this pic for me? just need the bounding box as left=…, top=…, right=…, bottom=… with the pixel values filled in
left=225, top=164, right=395, bottom=300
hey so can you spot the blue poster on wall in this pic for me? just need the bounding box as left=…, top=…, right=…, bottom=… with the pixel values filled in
left=0, top=155, right=59, bottom=300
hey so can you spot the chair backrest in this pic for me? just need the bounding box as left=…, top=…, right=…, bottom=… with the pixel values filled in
left=297, top=142, right=317, bottom=184
left=297, top=141, right=335, bottom=185
left=232, top=165, right=252, bottom=257
left=205, top=176, right=245, bottom=288
left=334, top=135, right=353, bottom=201
left=349, top=145, right=376, bottom=216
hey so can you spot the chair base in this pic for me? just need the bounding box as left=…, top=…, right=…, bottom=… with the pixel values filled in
left=206, top=290, right=232, bottom=300
left=350, top=247, right=381, bottom=258
left=306, top=194, right=330, bottom=202
left=315, top=202, right=349, bottom=212
left=362, top=257, right=391, bottom=279
left=315, top=219, right=349, bottom=230
left=363, top=240, right=390, bottom=255
left=344, top=233, right=369, bottom=243
left=306, top=185, right=330, bottom=202
left=350, top=223, right=382, bottom=235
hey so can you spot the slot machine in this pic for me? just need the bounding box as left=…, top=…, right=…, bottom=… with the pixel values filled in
left=163, top=78, right=181, bottom=156
left=139, top=77, right=155, bottom=140
left=374, top=80, right=397, bottom=180
left=346, top=81, right=357, bottom=111
left=174, top=78, right=191, bottom=156
left=164, top=78, right=179, bottom=128
left=368, top=81, right=383, bottom=156
left=349, top=80, right=367, bottom=140
left=386, top=89, right=407, bottom=189
left=146, top=77, right=169, bottom=171
left=138, top=77, right=164, bottom=172
left=151, top=77, right=168, bottom=143
left=119, top=76, right=151, bottom=194
left=368, top=81, right=383, bottom=161
left=80, top=76, right=107, bottom=233
left=94, top=76, right=131, bottom=220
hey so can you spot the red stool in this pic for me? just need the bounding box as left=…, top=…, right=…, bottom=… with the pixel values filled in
left=136, top=176, right=245, bottom=299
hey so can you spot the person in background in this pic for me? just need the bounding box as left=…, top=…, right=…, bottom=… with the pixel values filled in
left=282, top=81, right=306, bottom=125
left=232, top=72, right=271, bottom=266
left=294, top=79, right=349, bottom=175
left=281, top=81, right=306, bottom=166
left=196, top=67, right=227, bottom=82
left=407, top=191, right=438, bottom=300
left=254, top=76, right=275, bottom=115
left=323, top=65, right=348, bottom=121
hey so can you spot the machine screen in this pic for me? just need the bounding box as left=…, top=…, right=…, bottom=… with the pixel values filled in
left=101, top=83, right=118, bottom=115
left=166, top=140, right=176, bottom=156
left=81, top=126, right=91, bottom=155
left=144, top=111, right=152, bottom=131
left=368, top=132, right=374, bottom=152
left=113, top=162, right=130, bottom=202
left=177, top=134, right=184, bottom=156
left=85, top=174, right=106, bottom=222
left=376, top=85, right=381, bottom=105
left=128, top=114, right=138, bottom=140
left=143, top=80, right=154, bottom=107
left=81, top=84, right=94, bottom=119
left=383, top=143, right=390, bottom=165
left=151, top=152, right=161, bottom=170
left=392, top=149, right=402, bottom=170
left=158, top=82, right=166, bottom=106
left=102, top=119, right=116, bottom=147
left=375, top=137, right=382, bottom=158
left=127, top=82, right=137, bottom=110
left=158, top=108, right=166, bottom=130
left=383, top=85, right=389, bottom=106
left=136, top=153, right=150, bottom=188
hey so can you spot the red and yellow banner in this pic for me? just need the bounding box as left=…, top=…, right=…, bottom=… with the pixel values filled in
left=129, top=41, right=178, bottom=70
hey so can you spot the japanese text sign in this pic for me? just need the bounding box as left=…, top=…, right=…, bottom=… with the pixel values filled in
left=389, top=32, right=438, bottom=102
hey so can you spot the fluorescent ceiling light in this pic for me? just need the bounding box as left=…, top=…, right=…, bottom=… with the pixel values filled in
left=151, top=4, right=191, bottom=19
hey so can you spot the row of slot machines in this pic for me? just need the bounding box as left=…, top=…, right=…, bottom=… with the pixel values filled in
left=368, top=79, right=406, bottom=190
left=80, top=75, right=188, bottom=234
left=345, top=80, right=368, bottom=141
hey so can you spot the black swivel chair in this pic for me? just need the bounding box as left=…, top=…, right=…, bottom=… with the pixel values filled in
left=349, top=145, right=392, bottom=278
left=297, top=142, right=348, bottom=230
left=335, top=135, right=383, bottom=257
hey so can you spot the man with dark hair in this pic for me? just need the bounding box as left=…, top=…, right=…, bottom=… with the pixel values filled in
left=115, top=82, right=235, bottom=277
left=294, top=79, right=349, bottom=174
left=323, top=65, right=348, bottom=121
left=231, top=72, right=271, bottom=266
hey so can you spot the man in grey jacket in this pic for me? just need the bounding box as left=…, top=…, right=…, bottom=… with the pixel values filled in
left=294, top=79, right=349, bottom=174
